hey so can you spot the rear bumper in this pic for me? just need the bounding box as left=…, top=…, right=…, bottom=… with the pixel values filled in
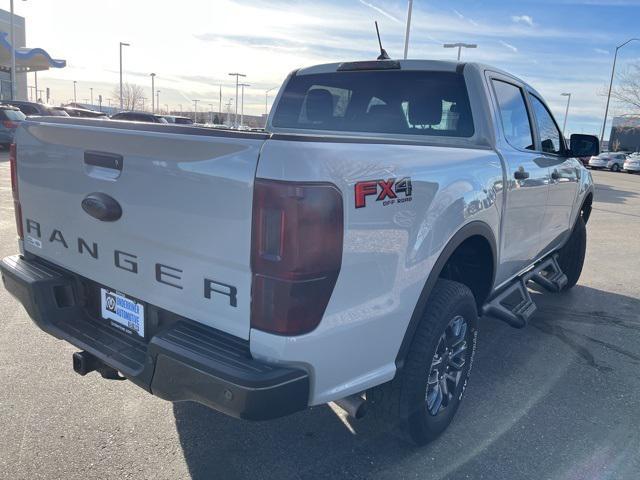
left=0, top=254, right=309, bottom=420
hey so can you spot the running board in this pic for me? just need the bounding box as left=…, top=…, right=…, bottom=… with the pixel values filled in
left=482, top=255, right=567, bottom=328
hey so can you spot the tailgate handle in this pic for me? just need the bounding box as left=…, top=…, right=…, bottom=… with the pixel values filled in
left=84, top=151, right=123, bottom=171
left=81, top=193, right=122, bottom=222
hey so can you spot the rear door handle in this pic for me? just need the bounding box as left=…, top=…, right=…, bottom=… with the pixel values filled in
left=514, top=168, right=529, bottom=180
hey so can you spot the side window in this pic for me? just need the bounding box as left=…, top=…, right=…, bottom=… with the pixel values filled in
left=20, top=105, right=37, bottom=115
left=492, top=79, right=534, bottom=150
left=530, top=95, right=563, bottom=155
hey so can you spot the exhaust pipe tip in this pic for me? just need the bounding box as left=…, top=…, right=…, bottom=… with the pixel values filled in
left=334, top=393, right=367, bottom=419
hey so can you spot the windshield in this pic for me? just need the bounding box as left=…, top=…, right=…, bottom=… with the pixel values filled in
left=3, top=109, right=26, bottom=121
left=49, top=109, right=69, bottom=117
left=272, top=70, right=474, bottom=138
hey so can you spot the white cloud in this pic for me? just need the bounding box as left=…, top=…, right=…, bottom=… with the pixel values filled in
left=594, top=48, right=610, bottom=55
left=511, top=15, right=534, bottom=27
left=453, top=9, right=479, bottom=27
left=358, top=0, right=402, bottom=24
left=499, top=40, right=519, bottom=53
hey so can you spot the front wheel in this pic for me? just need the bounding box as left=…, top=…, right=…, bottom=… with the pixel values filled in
left=368, top=279, right=478, bottom=445
left=611, top=163, right=620, bottom=172
left=557, top=215, right=587, bottom=290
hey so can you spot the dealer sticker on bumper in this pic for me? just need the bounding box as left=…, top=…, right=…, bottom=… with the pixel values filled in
left=100, top=288, right=145, bottom=338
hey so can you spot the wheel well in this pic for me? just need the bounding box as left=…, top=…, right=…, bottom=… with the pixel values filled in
left=438, top=235, right=494, bottom=308
left=581, top=193, right=593, bottom=224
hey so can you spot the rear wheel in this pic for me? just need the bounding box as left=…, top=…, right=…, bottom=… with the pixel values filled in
left=368, top=279, right=478, bottom=445
left=611, top=163, right=620, bottom=172
left=557, top=215, right=587, bottom=290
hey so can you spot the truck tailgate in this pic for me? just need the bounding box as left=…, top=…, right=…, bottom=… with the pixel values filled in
left=16, top=119, right=267, bottom=340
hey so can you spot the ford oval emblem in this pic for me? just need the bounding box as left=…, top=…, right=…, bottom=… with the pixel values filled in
left=81, top=193, right=122, bottom=222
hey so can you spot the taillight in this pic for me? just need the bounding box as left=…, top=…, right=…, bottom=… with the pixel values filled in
left=3, top=120, right=17, bottom=129
left=9, top=143, right=23, bottom=239
left=251, top=179, right=343, bottom=335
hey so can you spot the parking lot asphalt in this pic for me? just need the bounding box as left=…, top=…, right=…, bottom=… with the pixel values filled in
left=0, top=152, right=639, bottom=480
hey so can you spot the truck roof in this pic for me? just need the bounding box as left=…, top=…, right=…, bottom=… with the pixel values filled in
left=296, top=59, right=540, bottom=99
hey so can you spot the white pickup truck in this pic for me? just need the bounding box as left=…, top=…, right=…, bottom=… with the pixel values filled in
left=2, top=59, right=598, bottom=445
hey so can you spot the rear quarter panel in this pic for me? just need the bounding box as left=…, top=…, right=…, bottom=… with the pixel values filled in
left=251, top=138, right=504, bottom=404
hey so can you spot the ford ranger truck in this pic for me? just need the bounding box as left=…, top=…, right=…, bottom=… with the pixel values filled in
left=1, top=59, right=598, bottom=445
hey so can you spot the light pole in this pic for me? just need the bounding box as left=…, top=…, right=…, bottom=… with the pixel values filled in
left=119, top=42, right=130, bottom=109
left=561, top=93, right=572, bottom=137
left=219, top=85, right=222, bottom=120
left=150, top=73, right=156, bottom=113
left=193, top=99, right=199, bottom=122
left=228, top=72, right=246, bottom=127
left=9, top=0, right=18, bottom=100
left=265, top=87, right=277, bottom=116
left=73, top=81, right=77, bottom=105
left=600, top=38, right=640, bottom=144
left=156, top=90, right=160, bottom=113
left=239, top=83, right=250, bottom=128
left=443, top=42, right=477, bottom=61
left=209, top=103, right=214, bottom=124
left=90, top=87, right=93, bottom=107
left=403, top=0, right=413, bottom=59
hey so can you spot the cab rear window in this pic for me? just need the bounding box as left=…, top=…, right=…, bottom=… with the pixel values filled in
left=272, top=70, right=474, bottom=138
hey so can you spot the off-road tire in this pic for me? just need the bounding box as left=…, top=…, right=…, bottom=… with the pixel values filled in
left=557, top=215, right=587, bottom=290
left=368, top=279, right=478, bottom=445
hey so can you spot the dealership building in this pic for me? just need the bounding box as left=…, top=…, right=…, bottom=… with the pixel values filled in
left=609, top=115, right=640, bottom=152
left=0, top=8, right=65, bottom=101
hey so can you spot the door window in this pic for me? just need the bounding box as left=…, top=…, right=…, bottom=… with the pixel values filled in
left=492, top=80, right=534, bottom=150
left=530, top=95, right=564, bottom=155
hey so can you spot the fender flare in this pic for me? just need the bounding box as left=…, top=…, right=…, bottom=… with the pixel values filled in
left=395, top=221, right=497, bottom=369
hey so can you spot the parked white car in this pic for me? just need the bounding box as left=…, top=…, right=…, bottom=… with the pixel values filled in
left=589, top=152, right=627, bottom=172
left=623, top=153, right=640, bottom=173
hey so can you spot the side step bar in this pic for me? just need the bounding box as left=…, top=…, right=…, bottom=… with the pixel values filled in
left=482, top=255, right=567, bottom=328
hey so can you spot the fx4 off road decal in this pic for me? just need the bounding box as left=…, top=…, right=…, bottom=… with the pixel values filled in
left=354, top=177, right=413, bottom=208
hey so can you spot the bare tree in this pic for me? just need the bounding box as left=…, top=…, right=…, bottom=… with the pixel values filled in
left=111, top=83, right=145, bottom=111
left=611, top=62, right=640, bottom=113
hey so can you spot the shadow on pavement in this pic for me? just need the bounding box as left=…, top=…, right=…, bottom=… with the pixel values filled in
left=174, top=285, right=640, bottom=480
left=593, top=182, right=638, bottom=205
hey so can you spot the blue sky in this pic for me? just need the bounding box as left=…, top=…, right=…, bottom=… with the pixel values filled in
left=18, top=0, right=640, bottom=135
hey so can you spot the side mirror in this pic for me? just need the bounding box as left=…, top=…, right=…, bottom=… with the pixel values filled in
left=569, top=134, right=599, bottom=158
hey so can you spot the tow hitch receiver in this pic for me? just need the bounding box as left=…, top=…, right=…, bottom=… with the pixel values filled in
left=72, top=351, right=125, bottom=380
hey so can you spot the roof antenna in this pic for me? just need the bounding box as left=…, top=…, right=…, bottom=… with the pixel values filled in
left=375, top=21, right=390, bottom=60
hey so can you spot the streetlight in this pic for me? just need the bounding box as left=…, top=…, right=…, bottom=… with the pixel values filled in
left=150, top=73, right=156, bottom=113
left=156, top=90, right=160, bottom=114
left=403, top=0, right=413, bottom=59
left=9, top=0, right=22, bottom=100
left=90, top=87, right=93, bottom=107
left=239, top=83, right=250, bottom=128
left=443, top=42, right=477, bottom=61
left=600, top=38, right=640, bottom=144
left=561, top=93, right=572, bottom=137
left=228, top=72, right=246, bottom=127
left=119, top=42, right=130, bottom=109
left=73, top=80, right=77, bottom=105
left=193, top=99, right=199, bottom=122
left=265, top=87, right=277, bottom=116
